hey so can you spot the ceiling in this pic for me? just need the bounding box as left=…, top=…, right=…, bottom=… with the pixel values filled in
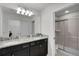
left=0, top=3, right=51, bottom=12
left=0, top=3, right=74, bottom=14
left=55, top=3, right=79, bottom=17
left=0, top=3, right=75, bottom=17
left=0, top=3, right=53, bottom=17
left=17, top=3, right=52, bottom=11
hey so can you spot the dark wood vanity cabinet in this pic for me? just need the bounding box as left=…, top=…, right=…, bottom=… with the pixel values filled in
left=0, top=38, right=48, bottom=56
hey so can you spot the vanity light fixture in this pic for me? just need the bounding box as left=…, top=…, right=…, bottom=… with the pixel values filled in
left=16, top=7, right=34, bottom=16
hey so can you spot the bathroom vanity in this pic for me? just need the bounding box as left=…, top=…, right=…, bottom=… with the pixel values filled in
left=0, top=36, right=48, bottom=56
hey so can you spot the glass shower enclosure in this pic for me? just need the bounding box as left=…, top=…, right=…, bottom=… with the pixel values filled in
left=55, top=4, right=79, bottom=56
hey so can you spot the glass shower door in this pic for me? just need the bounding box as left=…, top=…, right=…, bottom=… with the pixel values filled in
left=55, top=21, right=66, bottom=50
left=64, top=18, right=78, bottom=55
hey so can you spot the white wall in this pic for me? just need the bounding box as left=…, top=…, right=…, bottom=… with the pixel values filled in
left=36, top=3, right=74, bottom=56
left=0, top=7, right=3, bottom=36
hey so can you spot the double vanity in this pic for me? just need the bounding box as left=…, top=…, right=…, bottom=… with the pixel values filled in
left=0, top=35, right=48, bottom=56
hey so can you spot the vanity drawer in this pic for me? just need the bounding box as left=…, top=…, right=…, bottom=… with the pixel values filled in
left=30, top=38, right=48, bottom=46
left=13, top=43, right=29, bottom=51
left=36, top=38, right=48, bottom=44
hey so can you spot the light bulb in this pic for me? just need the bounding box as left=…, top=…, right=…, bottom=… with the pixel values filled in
left=16, top=7, right=21, bottom=14
left=65, top=10, right=69, bottom=13
left=28, top=11, right=34, bottom=16
left=21, top=8, right=26, bottom=15
left=25, top=10, right=30, bottom=15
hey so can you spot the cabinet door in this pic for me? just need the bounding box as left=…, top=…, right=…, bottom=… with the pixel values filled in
left=42, top=39, right=48, bottom=56
left=13, top=43, right=29, bottom=56
left=30, top=44, right=43, bottom=56
left=40, top=43, right=47, bottom=56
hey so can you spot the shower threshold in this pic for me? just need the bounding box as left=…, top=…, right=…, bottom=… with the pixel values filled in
left=55, top=48, right=75, bottom=56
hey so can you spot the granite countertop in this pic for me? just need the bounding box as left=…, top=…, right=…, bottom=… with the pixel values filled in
left=0, top=35, right=48, bottom=49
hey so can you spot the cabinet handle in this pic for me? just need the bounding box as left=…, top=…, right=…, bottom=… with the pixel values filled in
left=23, top=45, right=29, bottom=48
left=31, top=43, right=35, bottom=46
